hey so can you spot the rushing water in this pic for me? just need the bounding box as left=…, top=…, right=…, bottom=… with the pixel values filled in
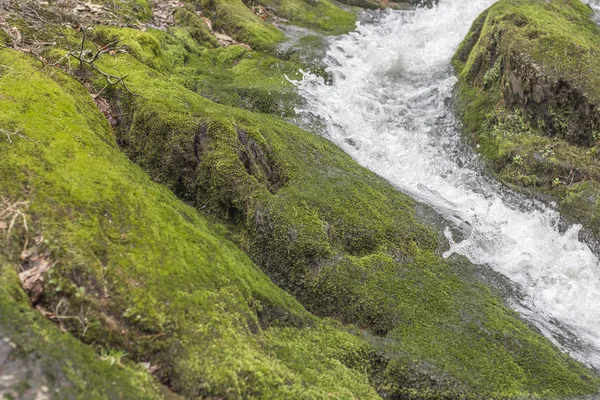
left=587, top=0, right=600, bottom=24
left=292, top=0, right=600, bottom=368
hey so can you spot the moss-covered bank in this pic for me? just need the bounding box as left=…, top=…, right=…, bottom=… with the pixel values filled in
left=453, top=0, right=600, bottom=240
left=0, top=48, right=380, bottom=399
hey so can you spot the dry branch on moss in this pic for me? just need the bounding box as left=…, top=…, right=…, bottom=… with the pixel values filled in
left=3, top=19, right=142, bottom=98
left=0, top=196, right=29, bottom=238
left=67, top=26, right=141, bottom=98
left=0, top=128, right=27, bottom=143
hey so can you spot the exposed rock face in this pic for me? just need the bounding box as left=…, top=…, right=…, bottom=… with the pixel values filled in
left=503, top=53, right=600, bottom=147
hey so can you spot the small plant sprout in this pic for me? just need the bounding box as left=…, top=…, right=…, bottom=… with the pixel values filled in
left=100, top=348, right=128, bottom=366
left=552, top=177, right=562, bottom=187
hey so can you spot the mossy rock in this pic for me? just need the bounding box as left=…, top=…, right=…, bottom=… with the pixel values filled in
left=95, top=37, right=600, bottom=396
left=91, top=25, right=302, bottom=116
left=98, top=0, right=154, bottom=22
left=173, top=7, right=220, bottom=48
left=3, top=0, right=600, bottom=397
left=246, top=0, right=357, bottom=35
left=0, top=48, right=383, bottom=399
left=453, top=0, right=600, bottom=239
left=190, top=0, right=356, bottom=52
left=0, top=265, right=171, bottom=400
left=193, top=0, right=287, bottom=51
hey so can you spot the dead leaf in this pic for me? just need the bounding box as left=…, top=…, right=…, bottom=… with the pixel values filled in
left=35, top=304, right=57, bottom=321
left=19, top=251, right=54, bottom=303
left=94, top=96, right=118, bottom=128
left=201, top=15, right=252, bottom=50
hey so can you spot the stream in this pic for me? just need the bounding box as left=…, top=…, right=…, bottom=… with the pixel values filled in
left=293, top=0, right=600, bottom=369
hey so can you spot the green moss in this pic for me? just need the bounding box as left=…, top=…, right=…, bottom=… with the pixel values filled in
left=198, top=0, right=286, bottom=51
left=98, top=48, right=600, bottom=397
left=93, top=26, right=188, bottom=72
left=178, top=46, right=303, bottom=115
left=90, top=25, right=301, bottom=115
left=454, top=0, right=600, bottom=238
left=94, top=0, right=153, bottom=22
left=173, top=7, right=220, bottom=48
left=0, top=29, right=10, bottom=46
left=0, top=48, right=383, bottom=399
left=0, top=266, right=168, bottom=400
left=194, top=0, right=355, bottom=51
left=311, top=249, right=599, bottom=398
left=5, top=0, right=600, bottom=396
left=250, top=0, right=357, bottom=35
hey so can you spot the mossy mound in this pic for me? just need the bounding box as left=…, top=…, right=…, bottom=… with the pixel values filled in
left=93, top=26, right=600, bottom=397
left=190, top=0, right=357, bottom=51
left=90, top=23, right=303, bottom=116
left=453, top=0, right=600, bottom=239
left=0, top=48, right=383, bottom=399
left=244, top=0, right=357, bottom=34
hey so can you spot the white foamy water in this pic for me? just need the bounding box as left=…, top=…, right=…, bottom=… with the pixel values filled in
left=293, top=0, right=600, bottom=368
left=586, top=0, right=600, bottom=23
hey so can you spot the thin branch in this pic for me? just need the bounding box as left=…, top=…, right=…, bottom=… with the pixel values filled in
left=78, top=26, right=88, bottom=66
left=0, top=196, right=29, bottom=240
left=19, top=47, right=47, bottom=67
left=68, top=48, right=144, bottom=98
left=0, top=128, right=28, bottom=144
left=10, top=23, right=144, bottom=99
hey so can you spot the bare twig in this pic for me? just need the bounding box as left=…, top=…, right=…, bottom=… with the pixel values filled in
left=0, top=128, right=28, bottom=143
left=68, top=48, right=143, bottom=98
left=18, top=46, right=47, bottom=66
left=0, top=196, right=29, bottom=240
left=54, top=297, right=89, bottom=337
left=60, top=27, right=143, bottom=98
left=9, top=20, right=143, bottom=99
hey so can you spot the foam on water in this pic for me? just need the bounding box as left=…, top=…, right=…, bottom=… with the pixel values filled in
left=293, top=0, right=600, bottom=367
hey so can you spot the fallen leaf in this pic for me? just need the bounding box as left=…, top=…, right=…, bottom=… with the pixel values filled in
left=19, top=252, right=54, bottom=303
left=9, top=26, right=21, bottom=45
left=35, top=305, right=57, bottom=321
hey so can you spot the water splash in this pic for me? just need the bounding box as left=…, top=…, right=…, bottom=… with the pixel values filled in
left=292, top=0, right=600, bottom=367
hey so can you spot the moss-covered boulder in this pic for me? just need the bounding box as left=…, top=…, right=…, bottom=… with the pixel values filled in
left=0, top=48, right=384, bottom=399
left=90, top=24, right=303, bottom=116
left=189, top=0, right=357, bottom=52
left=90, top=24, right=600, bottom=397
left=0, top=267, right=171, bottom=399
left=453, top=0, right=600, bottom=239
